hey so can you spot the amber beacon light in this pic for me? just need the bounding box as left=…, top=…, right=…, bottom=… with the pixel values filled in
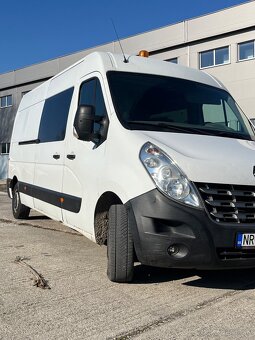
left=138, top=50, right=149, bottom=58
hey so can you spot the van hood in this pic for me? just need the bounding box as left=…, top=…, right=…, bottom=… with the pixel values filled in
left=138, top=131, right=255, bottom=185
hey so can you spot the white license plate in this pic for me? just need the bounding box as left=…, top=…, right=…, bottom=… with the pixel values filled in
left=236, top=233, right=255, bottom=248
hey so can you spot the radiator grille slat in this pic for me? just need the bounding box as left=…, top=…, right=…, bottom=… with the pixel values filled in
left=196, top=182, right=255, bottom=223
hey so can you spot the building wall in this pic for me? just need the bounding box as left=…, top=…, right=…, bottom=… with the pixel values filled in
left=0, top=155, right=8, bottom=180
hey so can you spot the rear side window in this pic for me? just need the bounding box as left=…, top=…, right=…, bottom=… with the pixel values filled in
left=38, top=87, right=74, bottom=143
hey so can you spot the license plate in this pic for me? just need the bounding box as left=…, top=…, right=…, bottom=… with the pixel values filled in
left=236, top=233, right=255, bottom=248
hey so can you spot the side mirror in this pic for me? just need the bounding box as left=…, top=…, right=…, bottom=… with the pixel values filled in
left=74, top=105, right=95, bottom=141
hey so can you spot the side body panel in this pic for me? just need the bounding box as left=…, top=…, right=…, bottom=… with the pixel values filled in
left=9, top=95, right=46, bottom=208
left=62, top=72, right=109, bottom=237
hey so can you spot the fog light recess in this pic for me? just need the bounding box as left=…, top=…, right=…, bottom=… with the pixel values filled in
left=167, top=244, right=188, bottom=258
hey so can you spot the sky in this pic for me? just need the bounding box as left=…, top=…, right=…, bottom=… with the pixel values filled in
left=0, top=0, right=250, bottom=74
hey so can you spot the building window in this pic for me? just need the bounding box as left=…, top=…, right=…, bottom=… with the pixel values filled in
left=0, top=95, right=12, bottom=108
left=238, top=41, right=255, bottom=61
left=200, top=46, right=229, bottom=69
left=0, top=143, right=10, bottom=154
left=165, top=57, right=178, bottom=64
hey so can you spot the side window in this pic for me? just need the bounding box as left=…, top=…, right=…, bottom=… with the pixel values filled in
left=79, top=78, right=107, bottom=136
left=38, top=87, right=74, bottom=143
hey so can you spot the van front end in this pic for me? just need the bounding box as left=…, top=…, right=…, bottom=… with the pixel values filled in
left=127, top=186, right=255, bottom=270
left=121, top=141, right=255, bottom=270
left=106, top=66, right=255, bottom=275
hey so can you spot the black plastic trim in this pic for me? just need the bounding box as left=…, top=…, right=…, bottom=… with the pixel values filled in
left=6, top=178, right=12, bottom=198
left=125, top=189, right=255, bottom=270
left=19, top=181, right=81, bottom=213
left=19, top=139, right=40, bottom=145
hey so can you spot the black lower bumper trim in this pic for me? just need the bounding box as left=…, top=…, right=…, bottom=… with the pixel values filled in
left=125, top=189, right=255, bottom=270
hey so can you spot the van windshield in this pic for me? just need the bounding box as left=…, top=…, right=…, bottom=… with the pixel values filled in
left=107, top=71, right=255, bottom=140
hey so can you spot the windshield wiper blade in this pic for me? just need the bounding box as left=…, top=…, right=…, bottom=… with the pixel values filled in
left=127, top=121, right=252, bottom=140
left=210, top=130, right=252, bottom=140
left=127, top=120, right=212, bottom=135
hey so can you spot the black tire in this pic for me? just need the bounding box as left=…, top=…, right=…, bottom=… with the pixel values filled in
left=12, top=183, right=30, bottom=219
left=107, top=204, right=134, bottom=283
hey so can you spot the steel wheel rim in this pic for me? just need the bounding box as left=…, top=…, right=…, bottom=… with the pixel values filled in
left=13, top=190, right=19, bottom=213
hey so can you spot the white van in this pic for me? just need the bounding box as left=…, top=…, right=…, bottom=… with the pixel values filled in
left=8, top=51, right=255, bottom=282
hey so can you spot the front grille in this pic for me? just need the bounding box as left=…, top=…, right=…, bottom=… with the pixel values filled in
left=217, top=248, right=255, bottom=260
left=196, top=183, right=255, bottom=224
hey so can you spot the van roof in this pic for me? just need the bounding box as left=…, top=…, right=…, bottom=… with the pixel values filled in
left=19, top=51, right=224, bottom=111
left=106, top=52, right=224, bottom=90
left=51, top=51, right=224, bottom=90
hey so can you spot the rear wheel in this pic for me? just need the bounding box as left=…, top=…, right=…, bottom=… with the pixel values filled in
left=107, top=204, right=134, bottom=283
left=12, top=183, right=30, bottom=219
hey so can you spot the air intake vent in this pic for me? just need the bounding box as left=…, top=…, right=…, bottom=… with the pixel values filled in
left=196, top=183, right=255, bottom=224
left=217, top=248, right=255, bottom=260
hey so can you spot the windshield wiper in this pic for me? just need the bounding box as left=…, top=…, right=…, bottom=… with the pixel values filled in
left=127, top=120, right=212, bottom=135
left=210, top=130, right=252, bottom=141
left=127, top=120, right=253, bottom=140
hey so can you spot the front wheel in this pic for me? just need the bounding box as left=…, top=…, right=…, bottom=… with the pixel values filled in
left=107, top=204, right=134, bottom=283
left=12, top=183, right=30, bottom=219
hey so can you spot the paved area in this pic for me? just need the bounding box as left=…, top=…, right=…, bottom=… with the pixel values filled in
left=0, top=179, right=6, bottom=193
left=1, top=192, right=255, bottom=339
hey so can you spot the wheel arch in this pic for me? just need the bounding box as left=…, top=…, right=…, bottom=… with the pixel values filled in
left=94, top=191, right=122, bottom=245
left=7, top=176, right=18, bottom=198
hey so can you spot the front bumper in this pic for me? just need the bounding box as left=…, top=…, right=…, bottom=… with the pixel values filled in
left=125, top=189, right=255, bottom=269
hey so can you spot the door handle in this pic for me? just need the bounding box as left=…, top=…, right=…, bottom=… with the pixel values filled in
left=67, top=154, right=76, bottom=160
left=53, top=153, right=60, bottom=160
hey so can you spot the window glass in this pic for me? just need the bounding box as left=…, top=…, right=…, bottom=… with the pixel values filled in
left=225, top=101, right=240, bottom=130
left=79, top=80, right=95, bottom=105
left=239, top=41, right=254, bottom=60
left=0, top=97, right=6, bottom=108
left=95, top=80, right=107, bottom=118
left=202, top=99, right=242, bottom=132
left=1, top=143, right=10, bottom=154
left=166, top=58, right=178, bottom=64
left=200, top=50, right=214, bottom=68
left=7, top=95, right=12, bottom=106
left=38, top=87, right=74, bottom=143
left=79, top=78, right=107, bottom=136
left=22, top=91, right=30, bottom=97
left=108, top=71, right=254, bottom=141
left=203, top=102, right=225, bottom=125
left=200, top=47, right=229, bottom=68
left=215, top=47, right=229, bottom=65
left=0, top=95, right=12, bottom=108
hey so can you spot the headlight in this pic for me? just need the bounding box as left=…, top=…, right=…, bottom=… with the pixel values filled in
left=140, top=142, right=201, bottom=208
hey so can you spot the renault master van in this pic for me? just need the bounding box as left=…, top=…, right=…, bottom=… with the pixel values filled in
left=8, top=51, right=255, bottom=282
